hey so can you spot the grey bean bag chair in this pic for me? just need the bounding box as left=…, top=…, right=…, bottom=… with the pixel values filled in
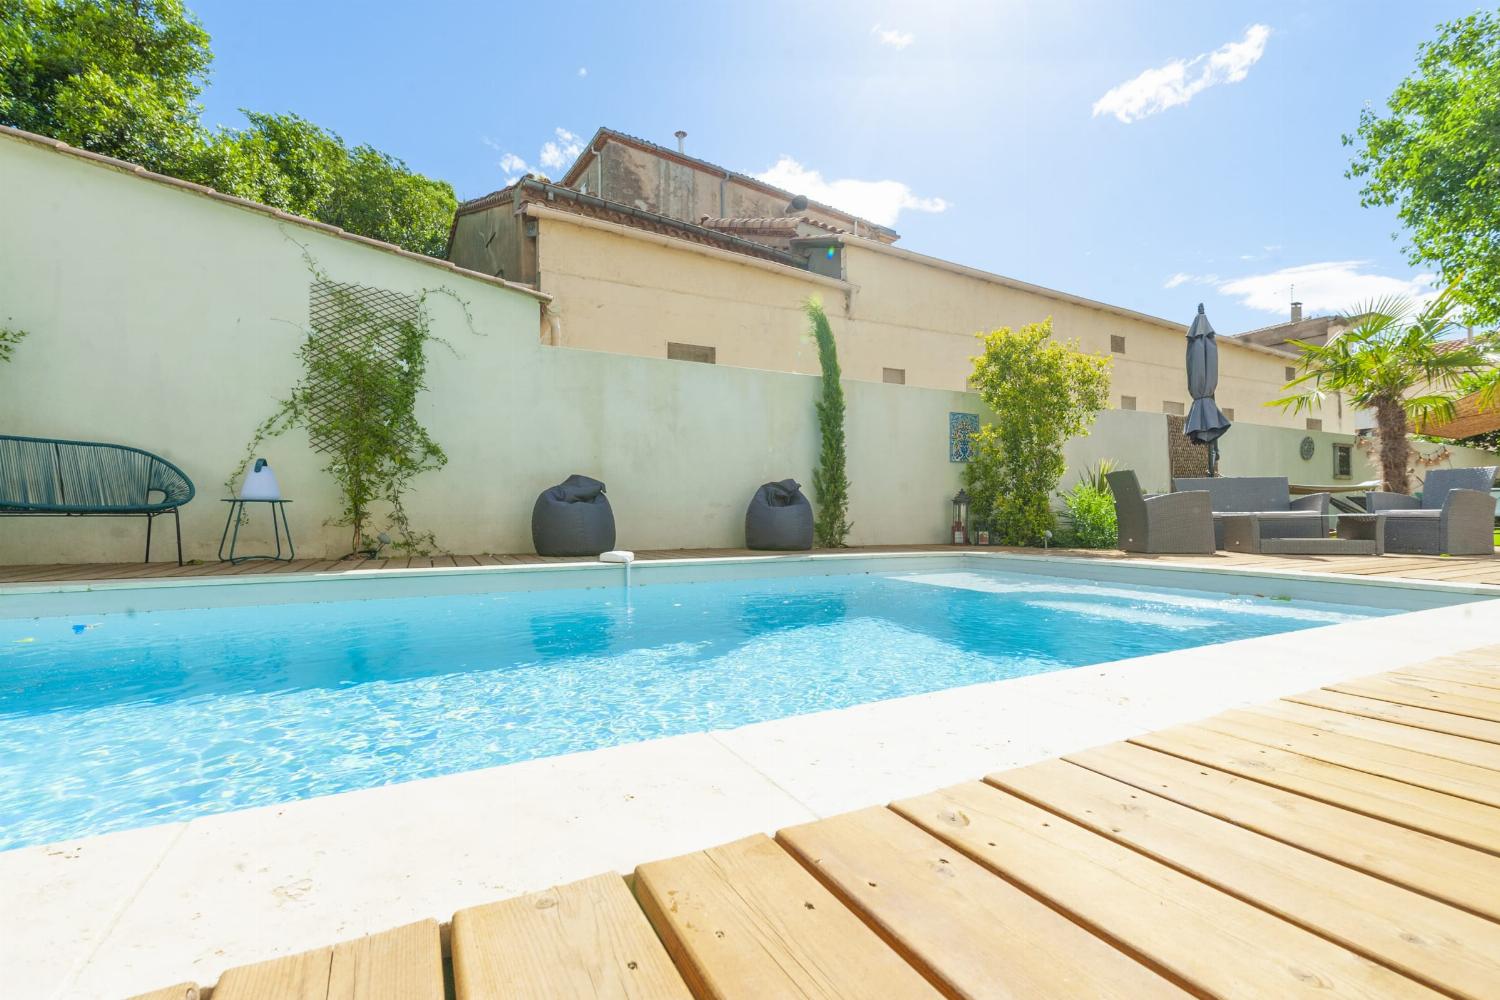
left=745, top=479, right=814, bottom=550
left=532, top=474, right=616, bottom=556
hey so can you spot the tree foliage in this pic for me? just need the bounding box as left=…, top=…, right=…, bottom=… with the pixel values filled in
left=193, top=113, right=457, bottom=257
left=0, top=0, right=210, bottom=171
left=967, top=318, right=1111, bottom=545
left=1346, top=11, right=1500, bottom=323
left=0, top=0, right=456, bottom=257
left=806, top=298, right=851, bottom=547
left=1271, top=287, right=1491, bottom=493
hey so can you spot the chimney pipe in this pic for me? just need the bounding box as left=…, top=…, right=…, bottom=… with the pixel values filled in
left=1290, top=301, right=1303, bottom=323
left=674, top=130, right=687, bottom=153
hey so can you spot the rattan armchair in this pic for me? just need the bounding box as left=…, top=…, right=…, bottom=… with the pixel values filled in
left=1106, top=470, right=1216, bottom=554
left=1367, top=466, right=1497, bottom=555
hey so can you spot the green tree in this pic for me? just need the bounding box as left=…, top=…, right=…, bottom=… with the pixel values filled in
left=0, top=0, right=210, bottom=172
left=806, top=298, right=851, bottom=547
left=195, top=113, right=457, bottom=257
left=1347, top=11, right=1500, bottom=323
left=1271, top=288, right=1491, bottom=494
left=967, top=318, right=1111, bottom=545
left=1, top=2, right=456, bottom=256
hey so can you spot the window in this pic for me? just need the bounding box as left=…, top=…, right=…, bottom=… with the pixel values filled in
left=1285, top=366, right=1297, bottom=382
left=882, top=367, right=906, bottom=385
left=1110, top=335, right=1126, bottom=354
left=1333, top=443, right=1353, bottom=480
left=1306, top=417, right=1323, bottom=431
left=1222, top=407, right=1235, bottom=420
left=1163, top=401, right=1185, bottom=416
left=1119, top=395, right=1136, bottom=411
left=667, top=342, right=716, bottom=364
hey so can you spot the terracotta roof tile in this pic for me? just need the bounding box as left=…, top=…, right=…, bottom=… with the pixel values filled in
left=698, top=215, right=848, bottom=235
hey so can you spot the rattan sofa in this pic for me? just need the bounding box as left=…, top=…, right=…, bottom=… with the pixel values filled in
left=1172, top=476, right=1330, bottom=549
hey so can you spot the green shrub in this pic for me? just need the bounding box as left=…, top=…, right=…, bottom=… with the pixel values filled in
left=966, top=318, right=1111, bottom=544
left=1059, top=482, right=1117, bottom=548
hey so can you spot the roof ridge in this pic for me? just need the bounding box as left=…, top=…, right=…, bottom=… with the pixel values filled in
left=561, top=126, right=899, bottom=238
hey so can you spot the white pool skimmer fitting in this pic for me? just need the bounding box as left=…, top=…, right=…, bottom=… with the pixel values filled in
left=600, top=550, right=635, bottom=593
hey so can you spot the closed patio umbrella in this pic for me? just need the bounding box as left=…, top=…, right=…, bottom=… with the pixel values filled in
left=1184, top=302, right=1232, bottom=475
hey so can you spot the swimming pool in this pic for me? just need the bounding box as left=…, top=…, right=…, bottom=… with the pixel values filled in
left=1, top=563, right=1390, bottom=850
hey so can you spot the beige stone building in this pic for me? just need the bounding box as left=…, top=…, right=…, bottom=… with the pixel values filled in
left=448, top=127, right=1349, bottom=432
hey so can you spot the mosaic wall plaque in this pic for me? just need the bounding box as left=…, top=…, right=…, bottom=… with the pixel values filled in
left=949, top=412, right=979, bottom=462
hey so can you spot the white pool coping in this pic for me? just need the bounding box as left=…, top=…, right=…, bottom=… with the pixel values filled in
left=4, top=553, right=1500, bottom=998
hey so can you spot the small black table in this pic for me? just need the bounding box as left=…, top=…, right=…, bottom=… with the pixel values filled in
left=218, top=498, right=295, bottom=564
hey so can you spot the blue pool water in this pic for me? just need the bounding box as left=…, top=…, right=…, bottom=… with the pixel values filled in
left=0, top=568, right=1387, bottom=850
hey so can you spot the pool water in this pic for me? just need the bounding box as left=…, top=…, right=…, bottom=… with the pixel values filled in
left=0, top=568, right=1386, bottom=849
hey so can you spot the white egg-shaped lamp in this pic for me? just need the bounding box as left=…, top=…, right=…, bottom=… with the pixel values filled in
left=239, top=458, right=282, bottom=500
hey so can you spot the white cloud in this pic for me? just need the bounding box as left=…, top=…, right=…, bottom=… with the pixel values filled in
left=578, top=67, right=588, bottom=77
left=1163, top=272, right=1219, bottom=289
left=1093, top=24, right=1270, bottom=123
left=1168, top=261, right=1438, bottom=315
left=497, top=152, right=528, bottom=179
left=538, top=127, right=585, bottom=171
left=488, top=127, right=585, bottom=182
left=872, top=24, right=914, bottom=49
left=754, top=156, right=947, bottom=227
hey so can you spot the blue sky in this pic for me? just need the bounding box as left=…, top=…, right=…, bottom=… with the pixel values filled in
left=190, top=1, right=1480, bottom=334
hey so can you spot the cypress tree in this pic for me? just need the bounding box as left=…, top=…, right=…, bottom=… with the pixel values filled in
left=806, top=298, right=851, bottom=546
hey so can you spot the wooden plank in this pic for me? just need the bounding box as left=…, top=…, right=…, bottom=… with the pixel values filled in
left=212, top=944, right=334, bottom=1000
left=1392, top=668, right=1500, bottom=692
left=1403, top=663, right=1500, bottom=691
left=634, top=834, right=940, bottom=1000
left=1202, top=708, right=1500, bottom=806
left=1332, top=675, right=1500, bottom=723
left=893, top=782, right=1437, bottom=999
left=1249, top=700, right=1500, bottom=769
left=1134, top=724, right=1500, bottom=853
left=1066, top=741, right=1500, bottom=920
left=1391, top=670, right=1500, bottom=699
left=126, top=985, right=199, bottom=1000
left=990, top=759, right=1500, bottom=998
left=1284, top=689, right=1500, bottom=745
left=776, top=806, right=1184, bottom=999
left=451, top=873, right=692, bottom=1000
left=327, top=920, right=443, bottom=1000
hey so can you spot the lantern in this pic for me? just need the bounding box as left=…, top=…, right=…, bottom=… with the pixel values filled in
left=951, top=489, right=970, bottom=545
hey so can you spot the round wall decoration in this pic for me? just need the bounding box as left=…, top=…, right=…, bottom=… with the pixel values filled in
left=1299, top=436, right=1315, bottom=461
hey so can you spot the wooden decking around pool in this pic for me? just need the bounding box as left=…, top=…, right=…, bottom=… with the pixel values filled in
left=5, top=543, right=1500, bottom=588
left=131, top=648, right=1500, bottom=1000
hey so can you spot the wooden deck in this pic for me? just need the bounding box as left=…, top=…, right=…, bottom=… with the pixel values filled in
left=5, top=543, right=1500, bottom=588
left=131, top=648, right=1500, bottom=1000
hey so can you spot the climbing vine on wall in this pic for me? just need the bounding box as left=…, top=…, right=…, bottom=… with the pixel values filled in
left=231, top=247, right=471, bottom=555
left=0, top=324, right=27, bottom=365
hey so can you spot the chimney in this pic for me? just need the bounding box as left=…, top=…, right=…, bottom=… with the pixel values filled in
left=674, top=130, right=687, bottom=153
left=1290, top=301, right=1303, bottom=323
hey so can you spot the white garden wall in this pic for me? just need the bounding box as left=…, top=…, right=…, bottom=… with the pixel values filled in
left=1, top=129, right=1493, bottom=563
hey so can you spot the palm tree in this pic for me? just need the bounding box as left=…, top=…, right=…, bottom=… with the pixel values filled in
left=1270, top=287, right=1493, bottom=494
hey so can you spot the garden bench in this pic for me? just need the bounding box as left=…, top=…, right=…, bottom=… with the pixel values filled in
left=0, top=434, right=195, bottom=564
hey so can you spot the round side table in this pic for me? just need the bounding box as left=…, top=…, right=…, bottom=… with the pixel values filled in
left=218, top=498, right=295, bottom=564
